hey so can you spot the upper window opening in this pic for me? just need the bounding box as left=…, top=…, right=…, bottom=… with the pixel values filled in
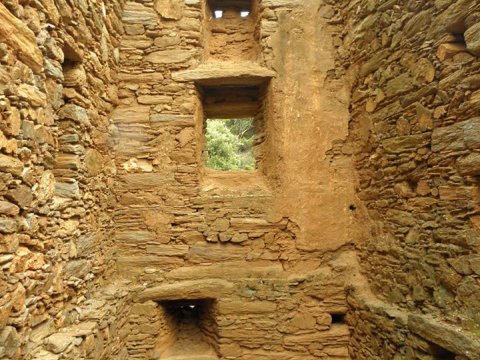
left=213, top=10, right=223, bottom=18
left=201, top=85, right=262, bottom=172
left=205, top=118, right=254, bottom=171
left=240, top=11, right=250, bottom=17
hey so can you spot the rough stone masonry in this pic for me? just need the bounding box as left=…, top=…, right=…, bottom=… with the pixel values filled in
left=0, top=0, right=479, bottom=359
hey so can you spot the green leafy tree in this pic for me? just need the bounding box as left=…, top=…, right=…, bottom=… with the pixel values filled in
left=205, top=119, right=254, bottom=170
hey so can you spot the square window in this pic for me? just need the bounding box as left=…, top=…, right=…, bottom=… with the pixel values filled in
left=199, top=85, right=263, bottom=173
left=205, top=0, right=258, bottom=60
left=205, top=118, right=254, bottom=170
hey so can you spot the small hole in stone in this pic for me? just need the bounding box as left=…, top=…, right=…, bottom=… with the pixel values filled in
left=349, top=204, right=356, bottom=211
left=214, top=10, right=223, bottom=18
left=240, top=11, right=250, bottom=17
left=331, top=313, right=345, bottom=324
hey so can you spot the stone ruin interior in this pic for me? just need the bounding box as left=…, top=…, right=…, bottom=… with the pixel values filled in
left=1, top=0, right=480, bottom=359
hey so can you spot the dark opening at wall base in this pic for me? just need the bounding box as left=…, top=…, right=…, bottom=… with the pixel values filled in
left=153, top=300, right=218, bottom=360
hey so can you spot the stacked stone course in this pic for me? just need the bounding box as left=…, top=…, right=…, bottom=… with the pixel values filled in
left=1, top=0, right=480, bottom=359
left=0, top=0, right=131, bottom=358
left=328, top=0, right=480, bottom=358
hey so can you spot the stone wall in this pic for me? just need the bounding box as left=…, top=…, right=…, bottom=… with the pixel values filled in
left=4, top=0, right=480, bottom=359
left=329, top=0, right=480, bottom=358
left=113, top=0, right=358, bottom=358
left=0, top=0, right=130, bottom=358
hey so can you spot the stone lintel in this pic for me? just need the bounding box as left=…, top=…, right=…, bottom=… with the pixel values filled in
left=172, top=61, right=275, bottom=86
left=136, top=279, right=235, bottom=302
left=408, top=314, right=480, bottom=360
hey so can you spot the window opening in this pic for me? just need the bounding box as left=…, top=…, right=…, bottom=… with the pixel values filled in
left=213, top=10, right=223, bottom=18
left=240, top=10, right=250, bottom=17
left=331, top=313, right=346, bottom=324
left=205, top=118, right=254, bottom=171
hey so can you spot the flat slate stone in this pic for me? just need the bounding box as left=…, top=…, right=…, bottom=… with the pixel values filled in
left=136, top=279, right=234, bottom=302
left=172, top=61, right=276, bottom=86
left=145, top=49, right=195, bottom=64
left=0, top=3, right=43, bottom=73
left=122, top=2, right=157, bottom=25
left=408, top=314, right=480, bottom=360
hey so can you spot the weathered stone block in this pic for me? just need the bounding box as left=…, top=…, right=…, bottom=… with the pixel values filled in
left=154, top=35, right=181, bottom=48
left=116, top=72, right=164, bottom=83
left=150, top=114, right=194, bottom=127
left=154, top=0, right=184, bottom=20
left=122, top=2, right=157, bottom=25
left=145, top=49, right=195, bottom=64
left=64, top=259, right=90, bottom=278
left=173, top=61, right=276, bottom=85
left=84, top=149, right=104, bottom=177
left=465, top=22, right=480, bottom=56
left=261, top=0, right=302, bottom=8
left=432, top=117, right=480, bottom=152
left=58, top=104, right=90, bottom=126
left=432, top=0, right=474, bottom=35
left=45, top=333, right=75, bottom=354
left=385, top=74, right=415, bottom=97
left=121, top=37, right=153, bottom=49
left=382, top=134, right=429, bottom=154
left=6, top=185, right=33, bottom=208
left=0, top=3, right=43, bottom=73
left=216, top=300, right=276, bottom=315
left=119, top=173, right=174, bottom=189
left=136, top=279, right=234, bottom=302
left=0, top=154, right=23, bottom=176
left=111, top=106, right=150, bottom=124
left=457, top=153, right=480, bottom=176
left=0, top=217, right=18, bottom=234
left=408, top=314, right=480, bottom=358
left=0, top=201, right=19, bottom=216
left=436, top=43, right=467, bottom=61
left=16, top=84, right=47, bottom=107
left=63, top=63, right=87, bottom=87
left=55, top=181, right=81, bottom=199
left=0, top=326, right=20, bottom=358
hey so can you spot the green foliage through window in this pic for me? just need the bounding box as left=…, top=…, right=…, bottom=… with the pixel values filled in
left=205, top=118, right=254, bottom=170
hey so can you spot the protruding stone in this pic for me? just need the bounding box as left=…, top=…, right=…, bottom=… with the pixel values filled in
left=154, top=0, right=184, bottom=20
left=136, top=279, right=234, bottom=302
left=63, top=63, right=87, bottom=87
left=36, top=171, right=56, bottom=202
left=6, top=185, right=33, bottom=208
left=173, top=61, right=276, bottom=85
left=55, top=181, right=81, bottom=199
left=16, top=84, right=47, bottom=107
left=122, top=2, right=157, bottom=25
left=211, top=218, right=230, bottom=232
left=58, top=104, right=90, bottom=126
left=0, top=201, right=19, bottom=216
left=0, top=217, right=18, bottom=234
left=465, top=23, right=480, bottom=56
left=84, top=149, right=104, bottom=177
left=0, top=3, right=43, bottom=73
left=44, top=333, right=75, bottom=354
left=0, top=154, right=23, bottom=176
left=145, top=49, right=195, bottom=64
left=436, top=43, right=467, bottom=61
